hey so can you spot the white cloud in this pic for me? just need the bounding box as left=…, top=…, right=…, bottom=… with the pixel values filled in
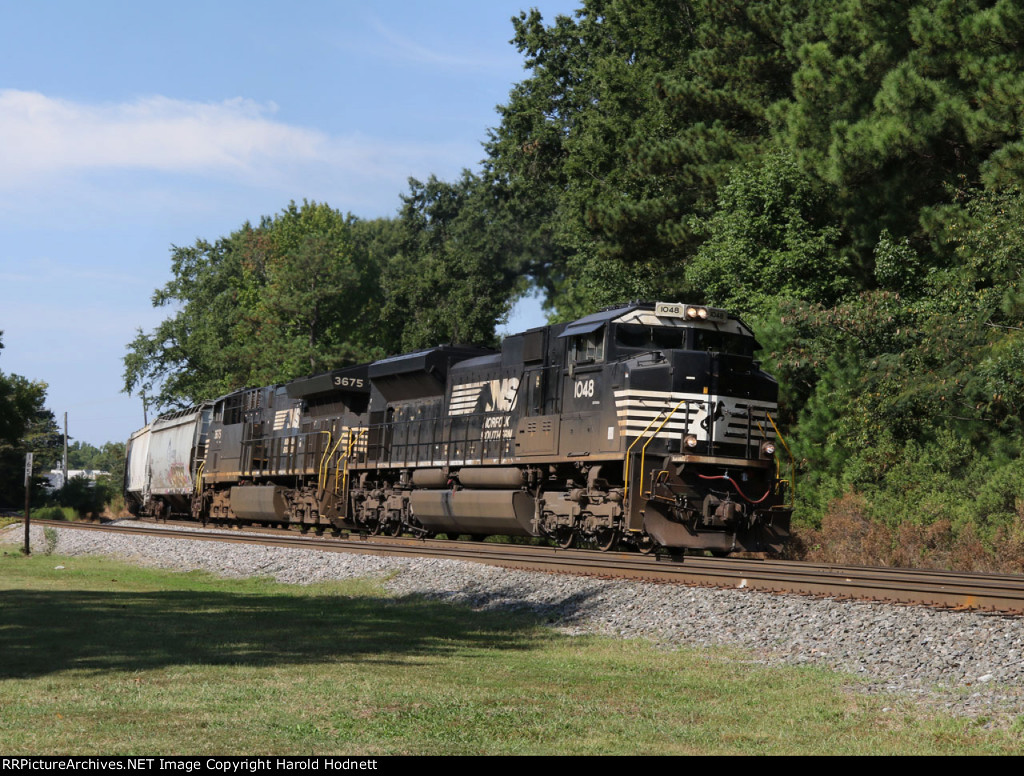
left=0, top=89, right=473, bottom=195
left=0, top=90, right=324, bottom=180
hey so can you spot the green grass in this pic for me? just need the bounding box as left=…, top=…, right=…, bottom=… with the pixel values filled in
left=0, top=550, right=1021, bottom=755
left=32, top=506, right=78, bottom=521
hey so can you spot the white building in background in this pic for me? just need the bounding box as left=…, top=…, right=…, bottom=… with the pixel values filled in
left=44, top=469, right=110, bottom=491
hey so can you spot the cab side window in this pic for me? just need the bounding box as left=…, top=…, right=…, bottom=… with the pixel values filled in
left=571, top=331, right=605, bottom=364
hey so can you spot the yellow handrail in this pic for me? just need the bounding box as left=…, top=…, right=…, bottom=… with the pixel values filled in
left=624, top=412, right=670, bottom=501
left=624, top=397, right=691, bottom=500
left=766, top=412, right=796, bottom=505
left=316, top=430, right=334, bottom=492
left=337, top=434, right=350, bottom=495
left=336, top=428, right=367, bottom=495
left=337, top=431, right=348, bottom=497
left=638, top=398, right=691, bottom=502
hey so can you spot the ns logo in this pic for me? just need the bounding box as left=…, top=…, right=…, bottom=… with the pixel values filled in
left=449, top=377, right=521, bottom=417
left=485, top=377, right=520, bottom=413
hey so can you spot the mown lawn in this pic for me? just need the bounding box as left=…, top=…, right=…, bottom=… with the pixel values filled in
left=1, top=549, right=1021, bottom=755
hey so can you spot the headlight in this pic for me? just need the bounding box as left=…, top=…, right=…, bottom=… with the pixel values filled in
left=683, top=434, right=699, bottom=449
left=760, top=440, right=776, bottom=457
left=685, top=306, right=710, bottom=320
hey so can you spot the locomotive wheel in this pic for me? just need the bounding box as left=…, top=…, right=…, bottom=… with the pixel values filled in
left=555, top=526, right=576, bottom=549
left=636, top=533, right=657, bottom=555
left=384, top=519, right=402, bottom=537
left=595, top=527, right=619, bottom=552
left=369, top=518, right=384, bottom=536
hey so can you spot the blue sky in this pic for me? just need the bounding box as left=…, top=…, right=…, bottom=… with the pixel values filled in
left=0, top=0, right=577, bottom=447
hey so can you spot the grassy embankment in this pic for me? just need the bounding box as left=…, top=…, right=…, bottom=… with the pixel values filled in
left=0, top=507, right=77, bottom=530
left=1, top=548, right=1022, bottom=755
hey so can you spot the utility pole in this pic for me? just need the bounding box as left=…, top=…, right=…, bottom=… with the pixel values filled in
left=24, top=452, right=32, bottom=555
left=63, top=411, right=69, bottom=488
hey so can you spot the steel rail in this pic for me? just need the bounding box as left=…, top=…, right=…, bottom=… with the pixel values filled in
left=18, top=518, right=1024, bottom=615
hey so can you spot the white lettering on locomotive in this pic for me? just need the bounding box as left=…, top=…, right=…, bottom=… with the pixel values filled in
left=481, top=414, right=514, bottom=441
left=573, top=378, right=595, bottom=399
left=332, top=376, right=365, bottom=389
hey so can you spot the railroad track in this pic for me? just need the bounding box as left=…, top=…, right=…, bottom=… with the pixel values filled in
left=17, top=517, right=1024, bottom=615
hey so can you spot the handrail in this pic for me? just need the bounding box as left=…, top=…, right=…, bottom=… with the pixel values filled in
left=335, top=431, right=349, bottom=495
left=766, top=412, right=796, bottom=506
left=623, top=410, right=670, bottom=501
left=624, top=398, right=692, bottom=501
left=316, top=430, right=333, bottom=492
left=337, top=428, right=367, bottom=496
left=638, top=397, right=693, bottom=502
left=321, top=431, right=347, bottom=493
left=377, top=409, right=520, bottom=469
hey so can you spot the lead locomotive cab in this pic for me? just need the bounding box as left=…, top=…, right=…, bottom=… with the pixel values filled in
left=504, top=300, right=792, bottom=554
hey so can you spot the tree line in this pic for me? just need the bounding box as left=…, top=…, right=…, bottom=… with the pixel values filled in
left=0, top=338, right=125, bottom=515
left=0, top=332, right=62, bottom=509
left=123, top=0, right=1024, bottom=568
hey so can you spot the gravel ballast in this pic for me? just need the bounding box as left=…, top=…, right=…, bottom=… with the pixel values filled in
left=5, top=521, right=1024, bottom=725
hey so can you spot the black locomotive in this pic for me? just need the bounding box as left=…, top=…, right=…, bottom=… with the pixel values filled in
left=125, top=301, right=793, bottom=554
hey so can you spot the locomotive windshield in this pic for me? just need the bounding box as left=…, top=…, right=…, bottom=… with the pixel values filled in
left=691, top=328, right=755, bottom=356
left=615, top=324, right=686, bottom=352
left=614, top=323, right=755, bottom=357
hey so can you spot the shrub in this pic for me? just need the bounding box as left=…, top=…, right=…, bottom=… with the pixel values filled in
left=54, top=476, right=106, bottom=519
